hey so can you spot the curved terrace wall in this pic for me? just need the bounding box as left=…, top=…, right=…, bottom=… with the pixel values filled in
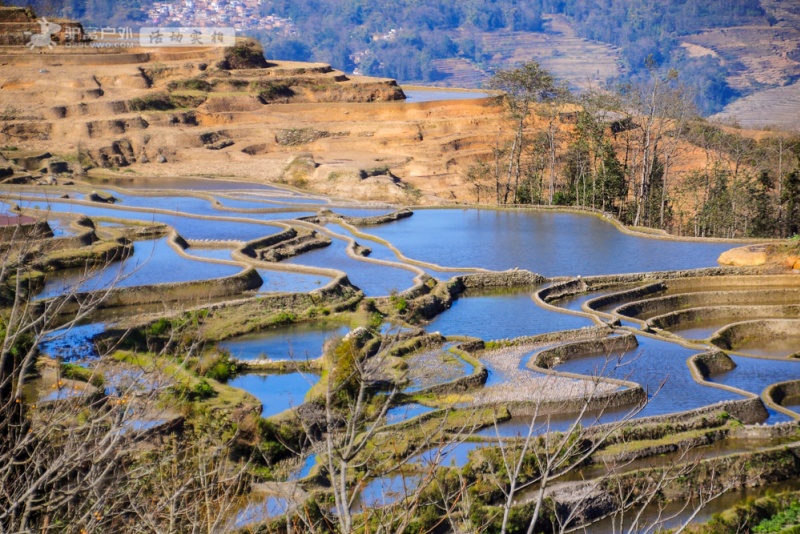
left=503, top=386, right=647, bottom=418
left=533, top=333, right=639, bottom=369
left=688, top=350, right=737, bottom=379
left=766, top=380, right=800, bottom=408
left=648, top=305, right=800, bottom=333
left=513, top=332, right=648, bottom=416
left=456, top=270, right=546, bottom=288
left=615, top=289, right=800, bottom=320
left=51, top=267, right=263, bottom=314
left=544, top=273, right=800, bottom=317
left=585, top=282, right=666, bottom=314
left=709, top=319, right=800, bottom=354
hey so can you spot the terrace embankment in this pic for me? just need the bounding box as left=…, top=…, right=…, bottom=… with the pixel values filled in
left=0, top=30, right=510, bottom=205
left=46, top=267, right=263, bottom=314
left=190, top=274, right=363, bottom=341
left=709, top=319, right=800, bottom=356
left=532, top=333, right=639, bottom=369
left=648, top=305, right=800, bottom=333
left=689, top=350, right=737, bottom=379
left=615, top=289, right=800, bottom=321
left=394, top=269, right=546, bottom=321
left=239, top=226, right=331, bottom=262
left=766, top=380, right=800, bottom=408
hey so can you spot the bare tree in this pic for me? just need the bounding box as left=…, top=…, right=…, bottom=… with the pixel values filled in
left=271, top=332, right=484, bottom=534
left=0, top=210, right=248, bottom=533
left=488, top=61, right=568, bottom=205
left=620, top=57, right=694, bottom=228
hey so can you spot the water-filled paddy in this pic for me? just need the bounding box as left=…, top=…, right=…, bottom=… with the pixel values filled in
left=48, top=218, right=78, bottom=237
left=734, top=336, right=800, bottom=358
left=10, top=173, right=800, bottom=452
left=327, top=223, right=399, bottom=263
left=425, top=287, right=592, bottom=340
left=285, top=237, right=417, bottom=296
left=668, top=321, right=731, bottom=340
left=11, top=198, right=288, bottom=241
left=708, top=356, right=800, bottom=422
left=291, top=455, right=317, bottom=480
left=478, top=335, right=749, bottom=437
left=184, top=247, right=235, bottom=261
left=39, top=322, right=106, bottom=361
left=228, top=372, right=318, bottom=417
left=219, top=323, right=350, bottom=361
left=255, top=269, right=331, bottom=294
left=357, top=474, right=420, bottom=508
left=358, top=209, right=734, bottom=276
left=411, top=440, right=488, bottom=468
left=215, top=195, right=326, bottom=209
left=385, top=403, right=435, bottom=424
left=36, top=238, right=243, bottom=299
left=554, top=336, right=739, bottom=419
left=233, top=496, right=290, bottom=527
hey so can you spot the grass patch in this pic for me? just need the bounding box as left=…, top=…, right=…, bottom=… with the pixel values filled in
left=60, top=362, right=103, bottom=388
left=111, top=350, right=257, bottom=414
left=599, top=425, right=730, bottom=458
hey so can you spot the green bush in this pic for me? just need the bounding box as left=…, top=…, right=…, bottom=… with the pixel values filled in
left=128, top=93, right=175, bottom=111
left=60, top=362, right=104, bottom=388
left=148, top=318, right=171, bottom=337
left=167, top=78, right=213, bottom=92
left=272, top=312, right=297, bottom=325
left=754, top=500, right=800, bottom=532
left=202, top=351, right=236, bottom=382
left=255, top=81, right=294, bottom=101
left=192, top=379, right=215, bottom=399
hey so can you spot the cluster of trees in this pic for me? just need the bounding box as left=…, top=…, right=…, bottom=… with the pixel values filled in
left=472, top=59, right=800, bottom=239
left=252, top=0, right=545, bottom=83
left=0, top=231, right=254, bottom=532
left=559, top=0, right=764, bottom=114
